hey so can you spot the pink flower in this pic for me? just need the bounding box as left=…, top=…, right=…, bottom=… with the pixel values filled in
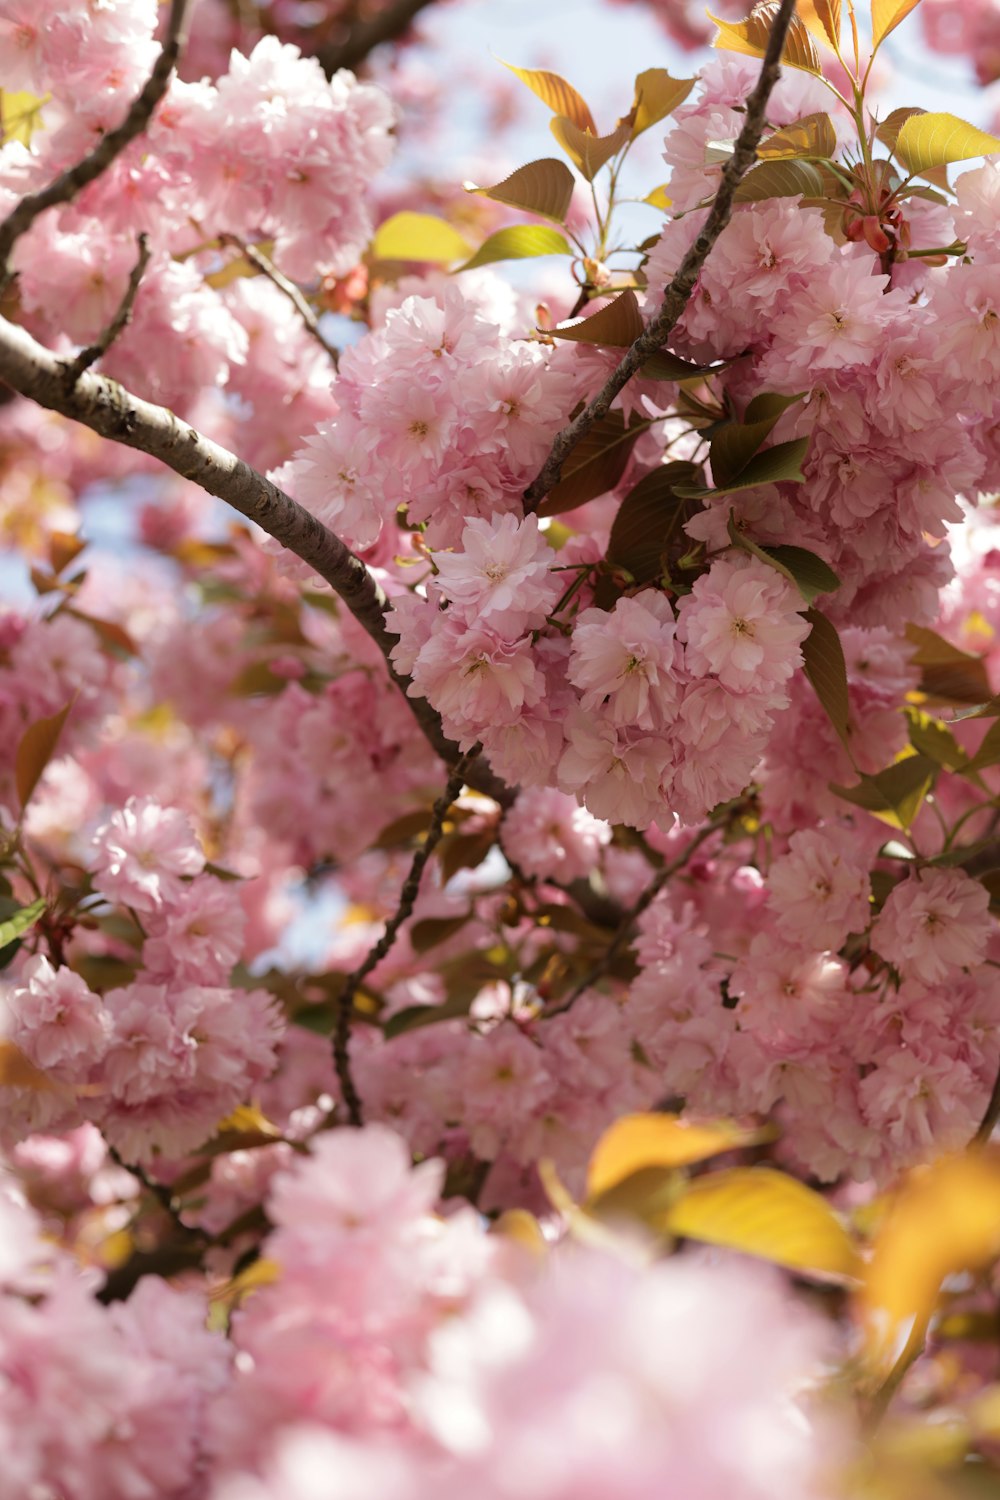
left=5, top=955, right=110, bottom=1075
left=432, top=514, right=561, bottom=634
left=769, top=258, right=906, bottom=372
left=872, top=867, right=993, bottom=983
left=767, top=827, right=872, bottom=951
left=569, top=594, right=684, bottom=730
left=501, top=788, right=611, bottom=884
left=677, top=554, right=809, bottom=694
left=90, top=795, right=205, bottom=913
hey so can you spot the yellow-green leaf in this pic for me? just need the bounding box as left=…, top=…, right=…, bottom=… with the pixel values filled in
left=876, top=106, right=925, bottom=154
left=16, top=703, right=72, bottom=809
left=631, top=68, right=696, bottom=137
left=0, top=1039, right=59, bottom=1092
left=587, top=1113, right=762, bottom=1200
left=665, top=1166, right=863, bottom=1281
left=0, top=897, right=45, bottom=950
left=550, top=116, right=630, bottom=181
left=861, top=1150, right=1000, bottom=1373
left=832, top=751, right=937, bottom=830
left=644, top=183, right=673, bottom=210
left=905, top=623, right=992, bottom=706
left=1, top=89, right=47, bottom=146
left=471, top=158, right=575, bottom=224
left=733, top=158, right=827, bottom=203
left=710, top=5, right=823, bottom=74
left=757, top=112, right=838, bottom=161
left=797, top=0, right=841, bottom=48
left=500, top=61, right=597, bottom=135
left=370, top=212, right=471, bottom=264
left=549, top=288, right=644, bottom=347
left=457, top=224, right=571, bottom=273
left=872, top=0, right=925, bottom=48
left=896, top=112, right=1000, bottom=175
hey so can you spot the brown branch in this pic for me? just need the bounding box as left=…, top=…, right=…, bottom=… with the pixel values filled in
left=523, top=0, right=798, bottom=510
left=0, top=0, right=192, bottom=282
left=218, top=234, right=339, bottom=370
left=543, top=821, right=722, bottom=1018
left=332, top=749, right=477, bottom=1126
left=317, top=0, right=438, bottom=76
left=0, top=313, right=512, bottom=806
left=62, top=234, right=152, bottom=385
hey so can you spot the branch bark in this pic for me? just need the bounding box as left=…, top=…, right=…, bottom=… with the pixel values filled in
left=317, top=0, right=438, bottom=76
left=0, top=0, right=192, bottom=281
left=523, top=0, right=799, bottom=510
left=0, top=313, right=512, bottom=806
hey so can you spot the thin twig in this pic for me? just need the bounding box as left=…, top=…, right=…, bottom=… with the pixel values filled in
left=0, top=0, right=191, bottom=282
left=543, top=820, right=722, bottom=1018
left=106, top=1141, right=201, bottom=1237
left=332, top=750, right=478, bottom=1126
left=0, top=313, right=512, bottom=807
left=317, top=0, right=437, bottom=76
left=62, top=234, right=152, bottom=386
left=523, top=0, right=798, bottom=510
left=218, top=234, right=339, bottom=370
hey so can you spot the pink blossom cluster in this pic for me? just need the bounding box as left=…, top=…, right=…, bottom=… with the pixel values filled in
left=277, top=284, right=580, bottom=552
left=2, top=797, right=283, bottom=1161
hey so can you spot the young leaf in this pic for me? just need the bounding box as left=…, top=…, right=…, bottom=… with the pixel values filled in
left=0, top=1039, right=59, bottom=1093
left=710, top=392, right=804, bottom=487
left=875, top=105, right=925, bottom=154
left=0, top=897, right=46, bottom=950
left=686, top=438, right=810, bottom=498
left=606, top=462, right=702, bottom=585
left=538, top=411, right=644, bottom=517
left=409, top=911, right=473, bottom=954
left=640, top=350, right=728, bottom=381
left=872, top=0, right=925, bottom=48
left=16, top=703, right=72, bottom=809
left=549, top=289, right=644, bottom=347
left=832, top=752, right=937, bottom=830
left=630, top=69, right=696, bottom=137
left=905, top=623, right=992, bottom=705
left=710, top=6, right=823, bottom=74
left=586, top=1113, right=765, bottom=1201
left=0, top=90, right=46, bottom=147
left=963, top=718, right=1000, bottom=775
left=757, top=112, right=838, bottom=162
left=500, top=61, right=597, bottom=134
left=904, top=706, right=968, bottom=772
left=550, top=116, right=630, bottom=181
left=470, top=158, right=575, bottom=224
left=762, top=546, right=841, bottom=604
left=383, top=987, right=480, bottom=1040
left=802, top=607, right=851, bottom=746
left=370, top=212, right=471, bottom=264
left=665, top=1166, right=862, bottom=1282
left=732, top=159, right=827, bottom=202
left=797, top=0, right=841, bottom=48
left=896, top=112, right=1000, bottom=175
left=458, top=225, right=572, bottom=272
left=644, top=183, right=673, bottom=210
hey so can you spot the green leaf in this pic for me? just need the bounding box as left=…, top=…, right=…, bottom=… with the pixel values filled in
left=630, top=69, right=696, bottom=137
left=549, top=288, right=644, bottom=347
left=665, top=1166, right=862, bottom=1281
left=684, top=438, right=811, bottom=499
left=964, top=719, right=1000, bottom=775
left=757, top=112, right=838, bottom=161
left=470, top=158, right=575, bottom=224
left=640, top=351, right=727, bottom=381
left=905, top=707, right=968, bottom=772
left=905, top=624, right=992, bottom=706
left=762, top=545, right=840, bottom=604
left=550, top=116, right=630, bottom=180
left=896, top=112, right=1000, bottom=175
left=458, top=225, right=572, bottom=272
left=733, top=159, right=826, bottom=203
left=16, top=703, right=72, bottom=810
left=383, top=987, right=479, bottom=1040
left=709, top=392, right=805, bottom=488
left=802, top=607, right=851, bottom=747
left=538, top=411, right=644, bottom=518
left=409, top=911, right=473, bottom=955
left=606, top=462, right=702, bottom=585
left=500, top=60, right=597, bottom=134
left=0, top=897, right=45, bottom=950
left=371, top=212, right=471, bottom=264
left=872, top=0, right=925, bottom=47
left=832, top=753, right=937, bottom=830
left=710, top=7, right=823, bottom=74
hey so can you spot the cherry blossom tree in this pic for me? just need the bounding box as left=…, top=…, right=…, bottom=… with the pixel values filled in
left=5, top=0, right=1000, bottom=1494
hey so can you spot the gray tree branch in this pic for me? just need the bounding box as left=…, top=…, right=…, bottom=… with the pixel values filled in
left=0, top=313, right=512, bottom=806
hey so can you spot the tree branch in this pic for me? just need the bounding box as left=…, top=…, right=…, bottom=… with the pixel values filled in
left=219, top=234, right=340, bottom=370
left=0, top=313, right=512, bottom=805
left=332, top=749, right=477, bottom=1126
left=0, top=0, right=192, bottom=282
left=523, top=0, right=798, bottom=510
left=62, top=234, right=152, bottom=385
left=317, top=0, right=438, bottom=76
